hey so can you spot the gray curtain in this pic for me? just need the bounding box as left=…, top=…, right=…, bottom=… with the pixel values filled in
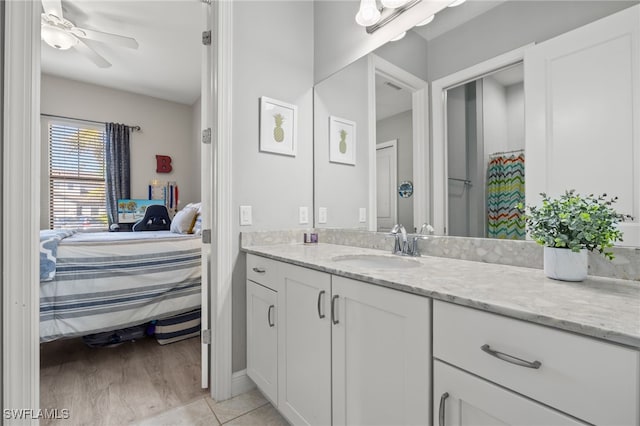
left=105, top=123, right=131, bottom=226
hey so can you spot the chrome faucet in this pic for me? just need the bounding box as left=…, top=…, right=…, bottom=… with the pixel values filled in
left=389, top=224, right=408, bottom=255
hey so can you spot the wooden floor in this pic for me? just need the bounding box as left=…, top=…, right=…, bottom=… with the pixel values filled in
left=40, top=335, right=207, bottom=425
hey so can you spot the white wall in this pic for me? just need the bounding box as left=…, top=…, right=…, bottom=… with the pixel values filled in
left=376, top=110, right=413, bottom=230
left=40, top=74, right=200, bottom=228
left=314, top=56, right=370, bottom=229
left=506, top=83, right=525, bottom=150
left=314, top=0, right=448, bottom=83
left=231, top=1, right=314, bottom=372
left=482, top=76, right=509, bottom=165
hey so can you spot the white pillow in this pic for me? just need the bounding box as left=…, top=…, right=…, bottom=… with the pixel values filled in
left=170, top=207, right=198, bottom=234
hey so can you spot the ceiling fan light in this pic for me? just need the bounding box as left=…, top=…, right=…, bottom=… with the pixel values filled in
left=355, top=0, right=381, bottom=27
left=42, top=24, right=77, bottom=50
left=415, top=14, right=435, bottom=26
left=381, top=0, right=411, bottom=8
left=448, top=0, right=467, bottom=7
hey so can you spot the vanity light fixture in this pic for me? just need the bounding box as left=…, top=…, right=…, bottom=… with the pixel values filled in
left=448, top=0, right=467, bottom=7
left=415, top=14, right=435, bottom=26
left=358, top=0, right=422, bottom=34
left=390, top=31, right=407, bottom=41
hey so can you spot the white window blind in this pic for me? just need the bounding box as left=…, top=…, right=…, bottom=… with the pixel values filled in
left=48, top=122, right=107, bottom=230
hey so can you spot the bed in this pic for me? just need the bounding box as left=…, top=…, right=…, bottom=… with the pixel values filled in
left=40, top=230, right=201, bottom=342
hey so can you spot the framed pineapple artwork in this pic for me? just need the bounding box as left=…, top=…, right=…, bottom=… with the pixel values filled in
left=259, top=96, right=297, bottom=157
left=329, top=116, right=356, bottom=165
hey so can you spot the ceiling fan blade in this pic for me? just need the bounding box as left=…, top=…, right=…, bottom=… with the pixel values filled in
left=72, top=27, right=139, bottom=49
left=74, top=39, right=111, bottom=68
left=41, top=0, right=64, bottom=18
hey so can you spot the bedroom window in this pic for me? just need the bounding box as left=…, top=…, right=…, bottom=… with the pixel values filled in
left=48, top=122, right=108, bottom=230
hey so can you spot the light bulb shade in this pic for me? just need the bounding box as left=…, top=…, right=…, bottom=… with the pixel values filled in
left=448, top=0, right=466, bottom=7
left=355, top=0, right=381, bottom=27
left=381, top=0, right=411, bottom=8
left=42, top=24, right=77, bottom=50
left=390, top=31, right=407, bottom=41
left=415, top=14, right=435, bottom=26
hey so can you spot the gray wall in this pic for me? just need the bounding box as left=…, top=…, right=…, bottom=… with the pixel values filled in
left=376, top=110, right=413, bottom=231
left=426, top=1, right=637, bottom=81
left=0, top=0, right=4, bottom=407
left=232, top=0, right=314, bottom=372
left=374, top=30, right=429, bottom=82
left=314, top=56, right=370, bottom=229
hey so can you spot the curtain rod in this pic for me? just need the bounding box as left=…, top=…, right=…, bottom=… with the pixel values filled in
left=41, top=113, right=141, bottom=131
left=490, top=148, right=524, bottom=157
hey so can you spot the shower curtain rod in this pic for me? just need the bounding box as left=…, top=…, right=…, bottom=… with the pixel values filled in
left=489, top=148, right=524, bottom=157
left=41, top=113, right=141, bottom=131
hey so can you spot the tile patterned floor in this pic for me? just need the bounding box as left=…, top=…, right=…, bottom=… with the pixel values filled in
left=40, top=336, right=288, bottom=425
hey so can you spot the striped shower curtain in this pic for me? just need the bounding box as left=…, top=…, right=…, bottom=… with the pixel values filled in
left=487, top=153, right=525, bottom=239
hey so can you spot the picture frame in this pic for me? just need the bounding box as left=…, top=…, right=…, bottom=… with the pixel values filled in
left=259, top=96, right=297, bottom=157
left=329, top=116, right=356, bottom=165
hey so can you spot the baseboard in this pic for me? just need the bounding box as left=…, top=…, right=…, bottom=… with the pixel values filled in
left=231, top=369, right=256, bottom=397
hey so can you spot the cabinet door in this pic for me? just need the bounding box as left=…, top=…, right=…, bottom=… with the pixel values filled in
left=434, top=361, right=586, bottom=426
left=332, top=276, right=431, bottom=426
left=277, top=263, right=331, bottom=425
left=525, top=4, right=640, bottom=245
left=246, top=280, right=278, bottom=404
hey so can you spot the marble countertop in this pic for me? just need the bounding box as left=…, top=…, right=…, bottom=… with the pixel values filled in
left=243, top=243, right=640, bottom=349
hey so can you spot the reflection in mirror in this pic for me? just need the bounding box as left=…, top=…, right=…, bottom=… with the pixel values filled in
left=446, top=63, right=524, bottom=238
left=376, top=74, right=412, bottom=231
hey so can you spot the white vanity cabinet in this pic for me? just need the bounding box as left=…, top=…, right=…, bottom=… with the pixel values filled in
left=246, top=254, right=281, bottom=405
left=433, top=300, right=640, bottom=426
left=247, top=255, right=432, bottom=426
left=277, top=260, right=332, bottom=425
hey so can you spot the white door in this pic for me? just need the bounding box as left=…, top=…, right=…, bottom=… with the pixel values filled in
left=246, top=281, right=278, bottom=404
left=376, top=140, right=398, bottom=231
left=200, top=1, right=213, bottom=389
left=332, top=276, right=431, bottom=426
left=525, top=4, right=640, bottom=246
left=277, top=263, right=332, bottom=425
left=434, top=361, right=586, bottom=426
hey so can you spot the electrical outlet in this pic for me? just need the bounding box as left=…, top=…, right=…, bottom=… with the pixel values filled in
left=318, top=207, right=328, bottom=224
left=359, top=207, right=367, bottom=223
left=240, top=205, right=252, bottom=226
left=299, top=206, right=309, bottom=224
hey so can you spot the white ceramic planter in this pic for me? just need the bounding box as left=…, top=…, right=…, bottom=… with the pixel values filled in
left=543, top=247, right=588, bottom=281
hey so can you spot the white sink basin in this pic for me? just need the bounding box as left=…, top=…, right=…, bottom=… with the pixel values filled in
left=331, top=254, right=421, bottom=269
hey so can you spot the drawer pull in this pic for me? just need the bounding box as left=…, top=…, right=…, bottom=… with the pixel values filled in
left=481, top=344, right=542, bottom=369
left=438, top=392, right=449, bottom=426
left=317, top=290, right=326, bottom=319
left=267, top=305, right=275, bottom=327
left=331, top=295, right=339, bottom=324
left=252, top=267, right=266, bottom=274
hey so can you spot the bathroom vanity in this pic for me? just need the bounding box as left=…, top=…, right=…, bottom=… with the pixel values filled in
left=244, top=242, right=640, bottom=426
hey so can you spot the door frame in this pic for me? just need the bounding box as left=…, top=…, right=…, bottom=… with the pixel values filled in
left=367, top=54, right=428, bottom=232
left=431, top=45, right=532, bottom=236
left=375, top=140, right=398, bottom=231
left=1, top=1, right=233, bottom=413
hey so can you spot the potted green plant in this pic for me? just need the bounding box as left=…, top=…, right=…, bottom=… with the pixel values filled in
left=519, top=191, right=624, bottom=281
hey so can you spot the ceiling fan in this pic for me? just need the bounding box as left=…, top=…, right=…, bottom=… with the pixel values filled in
left=41, top=0, right=139, bottom=68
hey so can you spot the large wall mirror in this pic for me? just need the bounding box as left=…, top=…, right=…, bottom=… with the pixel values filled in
left=314, top=0, right=640, bottom=246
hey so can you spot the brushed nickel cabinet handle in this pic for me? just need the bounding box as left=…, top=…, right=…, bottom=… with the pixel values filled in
left=438, top=392, right=449, bottom=426
left=481, top=344, right=542, bottom=369
left=252, top=267, right=266, bottom=273
left=317, top=290, right=326, bottom=319
left=331, top=295, right=339, bottom=324
left=267, top=305, right=275, bottom=327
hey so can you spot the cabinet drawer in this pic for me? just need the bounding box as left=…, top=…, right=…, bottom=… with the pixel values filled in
left=434, top=300, right=640, bottom=426
left=246, top=254, right=280, bottom=290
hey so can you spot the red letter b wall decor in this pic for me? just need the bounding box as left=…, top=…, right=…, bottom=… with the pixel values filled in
left=156, top=155, right=173, bottom=173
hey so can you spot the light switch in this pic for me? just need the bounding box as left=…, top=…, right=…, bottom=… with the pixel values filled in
left=359, top=207, right=367, bottom=223
left=240, top=205, right=252, bottom=226
left=299, top=206, right=309, bottom=224
left=318, top=207, right=328, bottom=224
